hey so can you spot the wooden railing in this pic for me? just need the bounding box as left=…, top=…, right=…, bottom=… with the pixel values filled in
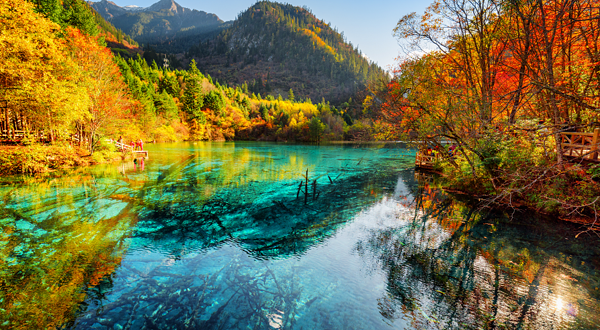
left=108, top=139, right=149, bottom=158
left=109, top=139, right=134, bottom=152
left=0, top=130, right=25, bottom=139
left=415, top=151, right=441, bottom=169
left=560, top=128, right=599, bottom=162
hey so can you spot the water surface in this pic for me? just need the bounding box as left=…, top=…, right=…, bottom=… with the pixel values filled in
left=1, top=142, right=599, bottom=329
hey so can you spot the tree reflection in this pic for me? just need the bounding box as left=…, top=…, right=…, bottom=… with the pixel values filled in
left=0, top=169, right=135, bottom=329
left=357, top=173, right=600, bottom=329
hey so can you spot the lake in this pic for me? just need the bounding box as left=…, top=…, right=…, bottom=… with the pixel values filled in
left=1, top=142, right=599, bottom=329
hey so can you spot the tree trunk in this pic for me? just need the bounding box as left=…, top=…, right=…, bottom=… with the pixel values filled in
left=537, top=0, right=566, bottom=170
left=4, top=108, right=8, bottom=139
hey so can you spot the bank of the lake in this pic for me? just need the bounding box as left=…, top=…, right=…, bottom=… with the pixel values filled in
left=418, top=154, right=600, bottom=228
left=0, top=144, right=130, bottom=176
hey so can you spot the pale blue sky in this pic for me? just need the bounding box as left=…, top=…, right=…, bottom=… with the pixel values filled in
left=109, top=0, right=431, bottom=71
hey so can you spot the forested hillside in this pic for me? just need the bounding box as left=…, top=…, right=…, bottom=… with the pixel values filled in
left=0, top=0, right=389, bottom=159
left=188, top=1, right=388, bottom=109
left=115, top=55, right=392, bottom=143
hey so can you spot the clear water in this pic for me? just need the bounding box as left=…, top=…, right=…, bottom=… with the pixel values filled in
left=1, top=142, right=599, bottom=329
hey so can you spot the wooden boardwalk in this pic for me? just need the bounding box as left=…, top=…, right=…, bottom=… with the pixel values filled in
left=110, top=139, right=148, bottom=158
left=415, top=152, right=440, bottom=169
left=415, top=128, right=600, bottom=169
left=560, top=128, right=599, bottom=162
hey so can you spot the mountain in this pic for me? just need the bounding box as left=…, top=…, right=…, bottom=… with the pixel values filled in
left=89, top=0, right=228, bottom=44
left=123, top=5, right=144, bottom=11
left=187, top=1, right=388, bottom=106
left=88, top=0, right=129, bottom=19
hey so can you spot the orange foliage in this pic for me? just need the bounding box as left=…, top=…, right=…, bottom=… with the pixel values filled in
left=65, top=27, right=135, bottom=144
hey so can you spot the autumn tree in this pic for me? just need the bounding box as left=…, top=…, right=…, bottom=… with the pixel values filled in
left=0, top=0, right=89, bottom=141
left=65, top=27, right=133, bottom=152
left=387, top=0, right=600, bottom=216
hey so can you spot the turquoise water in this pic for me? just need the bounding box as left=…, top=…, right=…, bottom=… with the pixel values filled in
left=1, top=142, right=599, bottom=329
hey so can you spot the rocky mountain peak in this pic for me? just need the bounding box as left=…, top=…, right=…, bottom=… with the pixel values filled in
left=145, top=0, right=184, bottom=14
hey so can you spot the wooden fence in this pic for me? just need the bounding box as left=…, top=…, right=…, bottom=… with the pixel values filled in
left=560, top=128, right=599, bottom=162
left=415, top=151, right=440, bottom=169
left=108, top=139, right=149, bottom=158
left=0, top=129, right=25, bottom=139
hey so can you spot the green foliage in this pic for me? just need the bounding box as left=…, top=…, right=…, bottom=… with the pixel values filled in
left=588, top=164, right=600, bottom=180
left=308, top=117, right=326, bottom=142
left=30, top=0, right=62, bottom=23
left=204, top=90, right=226, bottom=116
left=182, top=77, right=205, bottom=120
left=60, top=0, right=99, bottom=36
left=159, top=72, right=181, bottom=96
left=29, top=0, right=99, bottom=37
left=187, top=1, right=388, bottom=106
left=154, top=90, right=179, bottom=121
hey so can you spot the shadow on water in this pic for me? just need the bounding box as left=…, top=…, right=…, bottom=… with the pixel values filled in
left=1, top=142, right=599, bottom=329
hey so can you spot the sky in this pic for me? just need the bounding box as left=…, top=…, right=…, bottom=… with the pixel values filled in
left=108, top=0, right=432, bottom=71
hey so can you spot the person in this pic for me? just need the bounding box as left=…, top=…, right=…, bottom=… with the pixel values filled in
left=138, top=138, right=144, bottom=151
left=118, top=136, right=123, bottom=152
left=433, top=145, right=441, bottom=158
left=449, top=143, right=457, bottom=157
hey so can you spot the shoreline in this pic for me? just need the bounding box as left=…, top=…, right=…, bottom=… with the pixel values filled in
left=0, top=145, right=133, bottom=176
left=421, top=170, right=600, bottom=230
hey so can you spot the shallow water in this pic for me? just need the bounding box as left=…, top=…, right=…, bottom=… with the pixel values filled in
left=1, top=142, right=599, bottom=329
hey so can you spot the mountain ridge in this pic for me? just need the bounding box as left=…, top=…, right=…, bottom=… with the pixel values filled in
left=89, top=0, right=227, bottom=43
left=187, top=1, right=387, bottom=107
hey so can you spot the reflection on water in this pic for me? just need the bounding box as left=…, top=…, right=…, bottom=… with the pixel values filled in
left=358, top=182, right=600, bottom=329
left=0, top=142, right=599, bottom=329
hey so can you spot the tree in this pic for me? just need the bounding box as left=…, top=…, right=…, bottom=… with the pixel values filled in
left=1, top=0, right=89, bottom=141
left=182, top=76, right=204, bottom=120
left=308, top=116, right=326, bottom=142
left=65, top=27, right=133, bottom=152
left=154, top=90, right=179, bottom=121
left=204, top=90, right=226, bottom=117
left=60, top=0, right=99, bottom=36
left=29, top=0, right=62, bottom=23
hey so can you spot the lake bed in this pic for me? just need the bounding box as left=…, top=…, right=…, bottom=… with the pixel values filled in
left=1, top=142, right=599, bottom=329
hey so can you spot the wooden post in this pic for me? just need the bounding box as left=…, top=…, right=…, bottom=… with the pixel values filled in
left=3, top=107, right=8, bottom=140
left=304, top=169, right=308, bottom=205
left=591, top=128, right=599, bottom=161
left=296, top=181, right=303, bottom=198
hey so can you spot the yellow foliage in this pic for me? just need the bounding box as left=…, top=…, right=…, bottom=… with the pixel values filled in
left=0, top=0, right=90, bottom=134
left=299, top=28, right=337, bottom=57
